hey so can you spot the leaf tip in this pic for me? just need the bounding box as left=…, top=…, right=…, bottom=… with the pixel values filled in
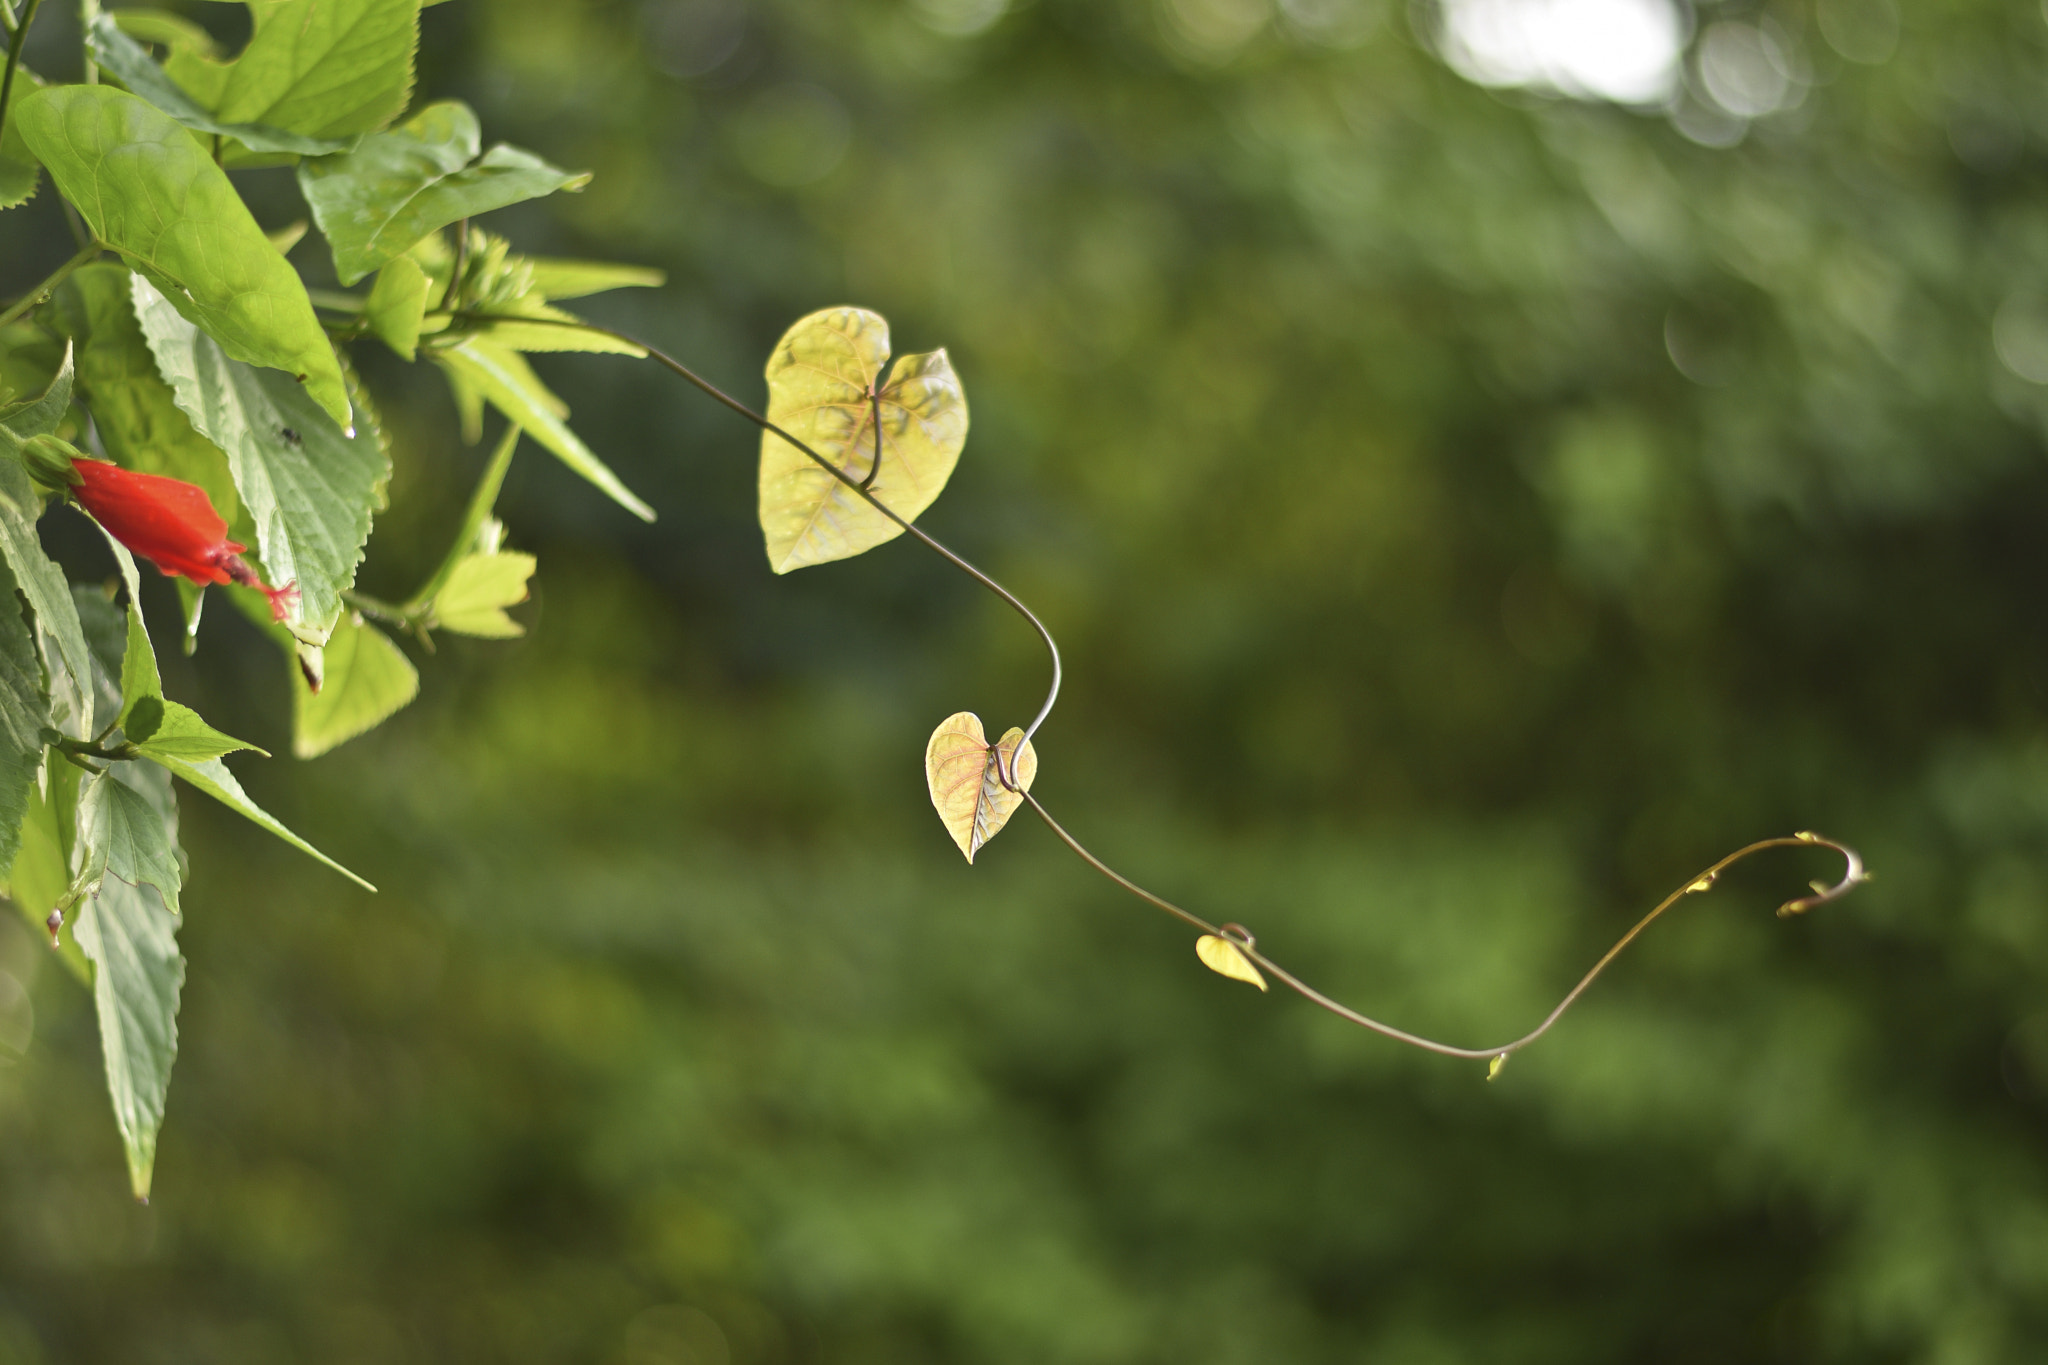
left=1196, top=934, right=1267, bottom=991
left=1487, top=1053, right=1508, bottom=1082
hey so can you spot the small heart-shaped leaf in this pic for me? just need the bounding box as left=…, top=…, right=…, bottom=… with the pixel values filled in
left=925, top=711, right=1036, bottom=863
left=1196, top=935, right=1267, bottom=991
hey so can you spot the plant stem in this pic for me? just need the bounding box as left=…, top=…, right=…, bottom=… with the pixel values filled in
left=0, top=238, right=99, bottom=331
left=401, top=422, right=519, bottom=614
left=0, top=0, right=43, bottom=148
left=76, top=0, right=95, bottom=84
left=440, top=219, right=468, bottom=311
left=453, top=308, right=1871, bottom=1065
left=340, top=588, right=412, bottom=628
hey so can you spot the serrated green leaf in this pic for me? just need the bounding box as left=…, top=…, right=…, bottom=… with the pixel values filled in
left=195, top=0, right=420, bottom=141
left=137, top=746, right=371, bottom=890
left=13, top=84, right=352, bottom=429
left=924, top=712, right=1036, bottom=863
left=759, top=307, right=968, bottom=573
left=0, top=66, right=43, bottom=212
left=365, top=255, right=428, bottom=361
left=87, top=15, right=351, bottom=157
left=0, top=549, right=49, bottom=881
left=74, top=761, right=182, bottom=918
left=5, top=762, right=91, bottom=985
left=431, top=550, right=533, bottom=638
left=50, top=264, right=243, bottom=528
left=435, top=340, right=652, bottom=520
left=0, top=457, right=92, bottom=735
left=523, top=257, right=665, bottom=302
left=132, top=276, right=390, bottom=633
left=293, top=612, right=416, bottom=758
left=128, top=697, right=265, bottom=762
left=73, top=874, right=183, bottom=1200
left=455, top=297, right=644, bottom=357
left=0, top=337, right=72, bottom=439
left=297, top=100, right=590, bottom=286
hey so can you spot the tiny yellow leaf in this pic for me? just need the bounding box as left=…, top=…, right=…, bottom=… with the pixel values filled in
left=1686, top=877, right=1715, bottom=894
left=924, top=712, right=1037, bottom=863
left=1487, top=1053, right=1508, bottom=1081
left=1195, top=935, right=1267, bottom=991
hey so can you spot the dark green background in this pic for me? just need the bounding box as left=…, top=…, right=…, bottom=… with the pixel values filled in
left=4, top=0, right=2047, bottom=1360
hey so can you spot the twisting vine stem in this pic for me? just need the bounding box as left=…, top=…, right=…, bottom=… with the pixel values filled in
left=426, top=307, right=1868, bottom=1066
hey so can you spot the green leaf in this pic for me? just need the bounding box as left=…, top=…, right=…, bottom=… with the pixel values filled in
left=109, top=9, right=222, bottom=59
left=924, top=712, right=1037, bottom=864
left=293, top=612, right=416, bottom=758
left=435, top=340, right=652, bottom=520
left=86, top=15, right=351, bottom=157
left=5, top=762, right=90, bottom=986
left=297, top=101, right=591, bottom=286
left=186, top=0, right=420, bottom=141
left=127, top=697, right=265, bottom=763
left=0, top=458, right=92, bottom=735
left=137, top=746, right=371, bottom=890
left=365, top=256, right=428, bottom=361
left=523, top=257, right=666, bottom=301
left=173, top=581, right=205, bottom=656
left=431, top=550, right=534, bottom=638
left=454, top=297, right=645, bottom=358
left=0, top=66, right=43, bottom=212
left=132, top=276, right=391, bottom=633
left=0, top=549, right=49, bottom=881
left=13, top=85, right=353, bottom=429
left=91, top=534, right=164, bottom=719
left=74, top=762, right=182, bottom=919
left=50, top=264, right=242, bottom=527
left=759, top=307, right=968, bottom=574
left=73, top=875, right=184, bottom=1201
left=0, top=337, right=73, bottom=438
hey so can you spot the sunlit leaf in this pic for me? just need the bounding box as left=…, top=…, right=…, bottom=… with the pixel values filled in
left=126, top=697, right=266, bottom=764
left=86, top=15, right=351, bottom=157
left=0, top=339, right=72, bottom=438
left=298, top=100, right=590, bottom=286
left=132, top=275, right=390, bottom=633
left=0, top=67, right=43, bottom=212
left=431, top=550, right=535, bottom=638
left=365, top=256, right=429, bottom=361
left=522, top=257, right=665, bottom=301
left=1195, top=935, right=1267, bottom=991
left=162, top=0, right=419, bottom=141
left=73, top=875, right=183, bottom=1201
left=136, top=744, right=370, bottom=890
left=13, top=85, right=352, bottom=428
left=293, top=612, right=417, bottom=758
left=924, top=711, right=1036, bottom=863
left=74, top=763, right=182, bottom=919
left=758, top=307, right=968, bottom=574
left=435, top=340, right=651, bottom=520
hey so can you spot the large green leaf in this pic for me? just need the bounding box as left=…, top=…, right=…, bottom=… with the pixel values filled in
left=292, top=612, right=416, bottom=758
left=72, top=875, right=183, bottom=1201
left=0, top=458, right=92, bottom=736
left=170, top=0, right=420, bottom=141
left=52, top=264, right=242, bottom=525
left=13, top=85, right=352, bottom=429
left=297, top=101, right=590, bottom=286
left=74, top=763, right=182, bottom=920
left=86, top=15, right=351, bottom=157
left=435, top=340, right=652, bottom=521
left=0, top=549, right=49, bottom=882
left=0, top=66, right=43, bottom=212
left=136, top=746, right=372, bottom=891
left=758, top=307, right=968, bottom=574
left=132, top=276, right=390, bottom=633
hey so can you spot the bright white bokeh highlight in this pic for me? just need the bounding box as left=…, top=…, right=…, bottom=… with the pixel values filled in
left=1438, top=0, right=1686, bottom=106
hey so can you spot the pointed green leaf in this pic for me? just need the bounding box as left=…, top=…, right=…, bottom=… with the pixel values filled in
left=924, top=712, right=1036, bottom=863
left=0, top=458, right=92, bottom=735
left=759, top=307, right=968, bottom=573
left=0, top=551, right=49, bottom=880
left=0, top=339, right=73, bottom=438
left=5, top=763, right=91, bottom=985
left=13, top=84, right=352, bottom=429
left=73, top=876, right=183, bottom=1200
left=132, top=276, right=390, bottom=633
left=292, top=613, right=416, bottom=757
left=523, top=257, right=665, bottom=301
left=91, top=535, right=165, bottom=718
left=50, top=264, right=243, bottom=526
left=197, top=0, right=420, bottom=140
left=297, top=101, right=590, bottom=286
left=456, top=298, right=644, bottom=357
left=173, top=581, right=205, bottom=656
left=430, top=550, right=534, bottom=638
left=0, top=66, right=43, bottom=212
left=86, top=15, right=352, bottom=157
left=127, top=697, right=265, bottom=762
left=365, top=256, right=428, bottom=360
left=75, top=763, right=182, bottom=918
left=137, top=746, right=371, bottom=890
left=435, top=340, right=651, bottom=520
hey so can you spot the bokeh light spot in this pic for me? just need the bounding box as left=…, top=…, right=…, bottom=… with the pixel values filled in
left=1436, top=0, right=1684, bottom=105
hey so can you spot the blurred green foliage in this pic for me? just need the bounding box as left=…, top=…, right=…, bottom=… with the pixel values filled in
left=5, top=0, right=2048, bottom=1360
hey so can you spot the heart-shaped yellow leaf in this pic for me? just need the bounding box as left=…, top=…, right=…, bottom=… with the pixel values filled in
left=759, top=306, right=968, bottom=573
left=1196, top=935, right=1267, bottom=991
left=925, top=712, right=1037, bottom=863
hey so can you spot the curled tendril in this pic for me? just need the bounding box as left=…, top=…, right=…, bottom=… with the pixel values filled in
left=439, top=308, right=1870, bottom=1069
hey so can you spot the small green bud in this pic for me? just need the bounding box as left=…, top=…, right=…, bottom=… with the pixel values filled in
left=19, top=434, right=84, bottom=491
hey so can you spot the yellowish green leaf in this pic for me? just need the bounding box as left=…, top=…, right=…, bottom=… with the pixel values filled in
left=431, top=551, right=535, bottom=638
left=1195, top=935, right=1268, bottom=991
left=924, top=711, right=1035, bottom=863
left=758, top=306, right=967, bottom=574
left=366, top=256, right=429, bottom=361
left=293, top=613, right=417, bottom=758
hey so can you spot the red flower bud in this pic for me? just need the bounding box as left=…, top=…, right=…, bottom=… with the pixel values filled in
left=68, top=459, right=299, bottom=622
